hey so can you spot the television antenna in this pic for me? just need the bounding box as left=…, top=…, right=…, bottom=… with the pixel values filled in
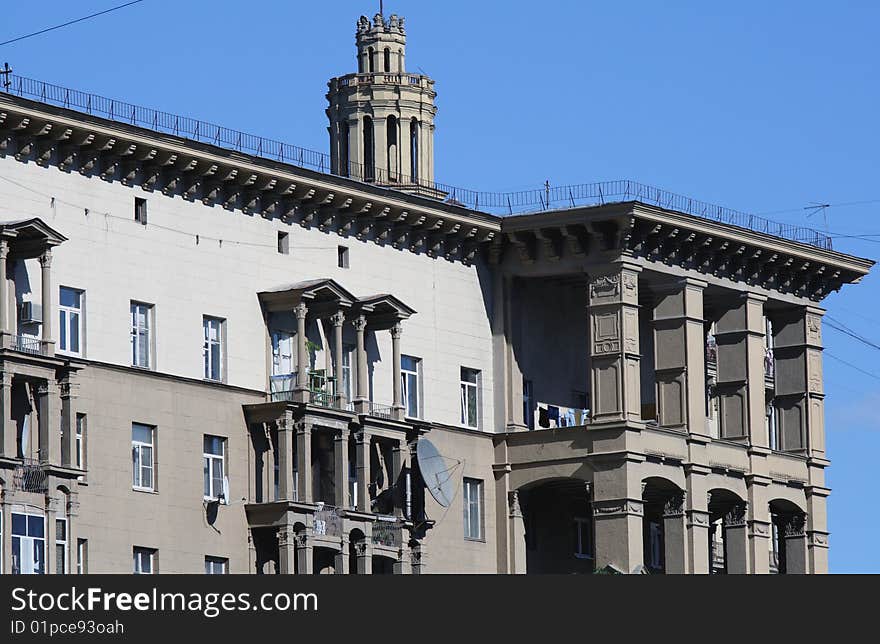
left=805, top=202, right=831, bottom=234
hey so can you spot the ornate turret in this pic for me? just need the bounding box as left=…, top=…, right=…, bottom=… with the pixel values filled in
left=327, top=11, right=438, bottom=195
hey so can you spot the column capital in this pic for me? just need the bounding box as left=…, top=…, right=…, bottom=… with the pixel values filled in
left=294, top=302, right=308, bottom=320
left=663, top=491, right=687, bottom=518
left=783, top=513, right=807, bottom=538
left=330, top=311, right=346, bottom=327
left=352, top=314, right=368, bottom=332
left=39, top=248, right=53, bottom=268
left=390, top=321, right=403, bottom=340
left=724, top=502, right=749, bottom=527
left=0, top=238, right=9, bottom=258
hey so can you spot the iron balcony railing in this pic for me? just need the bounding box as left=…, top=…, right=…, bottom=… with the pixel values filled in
left=366, top=402, right=395, bottom=420
left=1, top=73, right=833, bottom=249
left=14, top=458, right=49, bottom=493
left=9, top=334, right=45, bottom=356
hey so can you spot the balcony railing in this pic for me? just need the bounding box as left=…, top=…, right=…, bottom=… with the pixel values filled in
left=13, top=458, right=49, bottom=493
left=366, top=402, right=395, bottom=420
left=313, top=504, right=343, bottom=538
left=371, top=518, right=404, bottom=548
left=7, top=334, right=46, bottom=357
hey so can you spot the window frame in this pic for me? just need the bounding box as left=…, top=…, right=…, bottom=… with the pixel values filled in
left=75, top=413, right=86, bottom=480
left=55, top=517, right=68, bottom=574
left=58, top=286, right=84, bottom=357
left=573, top=516, right=593, bottom=560
left=205, top=556, right=229, bottom=575
left=202, top=316, right=225, bottom=382
left=132, top=423, right=155, bottom=492
left=462, top=477, right=484, bottom=541
left=337, top=245, right=350, bottom=269
left=134, top=197, right=148, bottom=225
left=460, top=367, right=481, bottom=430
left=76, top=539, right=88, bottom=575
left=133, top=547, right=155, bottom=575
left=401, top=355, right=422, bottom=419
left=130, top=301, right=154, bottom=370
left=11, top=510, right=46, bottom=575
left=203, top=435, right=227, bottom=502
left=277, top=231, right=290, bottom=255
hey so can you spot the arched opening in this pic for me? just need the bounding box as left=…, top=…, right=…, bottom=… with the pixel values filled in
left=409, top=119, right=419, bottom=183
left=386, top=115, right=399, bottom=182
left=519, top=478, right=593, bottom=574
left=313, top=546, right=337, bottom=574
left=368, top=47, right=375, bottom=73
left=383, top=47, right=391, bottom=73
left=769, top=498, right=807, bottom=574
left=641, top=478, right=686, bottom=574
left=363, top=116, right=375, bottom=182
left=707, top=489, right=747, bottom=574
left=372, top=554, right=395, bottom=574
left=340, top=121, right=350, bottom=177
left=349, top=528, right=366, bottom=574
left=252, top=527, right=279, bottom=574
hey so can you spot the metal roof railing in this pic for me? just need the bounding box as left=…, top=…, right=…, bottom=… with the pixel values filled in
left=0, top=73, right=832, bottom=250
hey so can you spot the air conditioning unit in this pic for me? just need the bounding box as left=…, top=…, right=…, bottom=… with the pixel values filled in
left=19, top=301, right=42, bottom=324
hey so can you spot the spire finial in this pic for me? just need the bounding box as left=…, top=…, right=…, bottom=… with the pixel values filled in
left=380, top=1, right=384, bottom=15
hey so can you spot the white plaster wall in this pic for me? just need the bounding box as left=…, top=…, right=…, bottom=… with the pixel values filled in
left=0, top=157, right=496, bottom=431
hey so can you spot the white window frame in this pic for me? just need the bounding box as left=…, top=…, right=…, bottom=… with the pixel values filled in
left=11, top=510, right=46, bottom=575
left=203, top=316, right=225, bottom=382
left=133, top=547, right=154, bottom=574
left=205, top=556, right=228, bottom=575
left=460, top=367, right=481, bottom=430
left=58, top=286, right=84, bottom=357
left=55, top=517, right=68, bottom=574
left=203, top=435, right=227, bottom=502
left=76, top=539, right=88, bottom=575
left=401, top=355, right=422, bottom=419
left=75, top=413, right=86, bottom=480
left=132, top=423, right=155, bottom=492
left=463, top=478, right=484, bottom=541
left=341, top=343, right=355, bottom=401
left=573, top=516, right=593, bottom=559
left=130, top=302, right=153, bottom=369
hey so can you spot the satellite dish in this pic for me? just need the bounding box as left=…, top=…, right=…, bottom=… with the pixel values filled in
left=416, top=438, right=456, bottom=508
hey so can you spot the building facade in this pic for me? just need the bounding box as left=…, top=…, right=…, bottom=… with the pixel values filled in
left=0, top=11, right=871, bottom=575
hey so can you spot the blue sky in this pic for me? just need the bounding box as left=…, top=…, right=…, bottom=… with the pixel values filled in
left=3, top=1, right=879, bottom=572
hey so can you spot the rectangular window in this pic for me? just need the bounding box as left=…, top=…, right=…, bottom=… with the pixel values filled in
left=573, top=516, right=592, bottom=559
left=460, top=367, right=481, bottom=429
left=463, top=478, right=484, bottom=541
left=133, top=547, right=155, bottom=574
left=203, top=435, right=226, bottom=501
left=341, top=343, right=355, bottom=401
left=55, top=518, right=67, bottom=574
left=58, top=287, right=83, bottom=356
left=523, top=378, right=534, bottom=430
left=203, top=316, right=225, bottom=382
left=401, top=355, right=422, bottom=418
left=130, top=302, right=153, bottom=369
left=132, top=423, right=155, bottom=491
left=277, top=231, right=289, bottom=255
left=205, top=556, right=228, bottom=575
left=75, top=413, right=86, bottom=479
left=76, top=539, right=88, bottom=575
left=134, top=197, right=148, bottom=225
left=11, top=512, right=45, bottom=575
left=337, top=245, right=349, bottom=269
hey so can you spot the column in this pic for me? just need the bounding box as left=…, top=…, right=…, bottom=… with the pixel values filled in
left=39, top=249, right=54, bottom=356
left=347, top=118, right=362, bottom=180
left=355, top=431, right=370, bottom=513
left=46, top=495, right=59, bottom=574
left=773, top=306, right=824, bottom=455
left=66, top=493, right=80, bottom=574
left=334, top=429, right=349, bottom=508
left=331, top=312, right=346, bottom=407
left=393, top=548, right=410, bottom=575
left=723, top=502, right=750, bottom=574
left=295, top=421, right=312, bottom=503
left=277, top=414, right=295, bottom=501
left=805, top=487, right=829, bottom=574
left=685, top=472, right=711, bottom=574
left=1, top=370, right=14, bottom=458
left=295, top=532, right=313, bottom=575
left=2, top=494, right=12, bottom=573
left=391, top=439, right=405, bottom=517
left=662, top=492, right=688, bottom=574
left=60, top=375, right=78, bottom=467
left=355, top=540, right=372, bottom=574
left=592, top=464, right=643, bottom=573
left=652, top=279, right=707, bottom=433
left=507, top=491, right=527, bottom=574
left=353, top=315, right=369, bottom=414
left=0, top=239, right=8, bottom=342
left=747, top=478, right=772, bottom=574
left=293, top=302, right=310, bottom=403
left=277, top=525, right=296, bottom=574
left=411, top=543, right=426, bottom=575
left=334, top=538, right=349, bottom=574
left=588, top=263, right=642, bottom=424
left=373, top=116, right=388, bottom=183
left=391, top=322, right=404, bottom=421
left=38, top=381, right=61, bottom=465
left=714, top=293, right=767, bottom=444
left=783, top=513, right=808, bottom=574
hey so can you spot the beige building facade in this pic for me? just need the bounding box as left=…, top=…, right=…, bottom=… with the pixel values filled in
left=0, top=12, right=872, bottom=575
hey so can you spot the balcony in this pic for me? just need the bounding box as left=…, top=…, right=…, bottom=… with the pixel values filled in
left=1, top=334, right=49, bottom=357
left=371, top=517, right=404, bottom=549
left=13, top=458, right=49, bottom=493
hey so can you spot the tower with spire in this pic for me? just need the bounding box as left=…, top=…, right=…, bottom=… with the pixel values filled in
left=326, top=10, right=438, bottom=193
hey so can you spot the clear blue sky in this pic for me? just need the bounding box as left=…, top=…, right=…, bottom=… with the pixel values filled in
left=3, top=1, right=879, bottom=572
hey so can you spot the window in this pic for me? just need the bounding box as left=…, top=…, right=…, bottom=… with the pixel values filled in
left=130, top=302, right=152, bottom=369
left=135, top=197, right=148, bottom=224
left=341, top=343, right=355, bottom=400
left=277, top=231, right=289, bottom=255
left=132, top=423, right=155, bottom=491
left=76, top=539, right=88, bottom=575
left=463, top=478, right=484, bottom=541
left=59, top=287, right=83, bottom=356
left=383, top=47, right=391, bottom=72
left=55, top=518, right=68, bottom=574
left=460, top=367, right=481, bottom=429
left=523, top=378, right=534, bottom=430
left=409, top=119, right=419, bottom=181
left=205, top=556, right=228, bottom=575
left=133, top=547, right=155, bottom=574
left=12, top=512, right=45, bottom=575
left=75, top=413, right=86, bottom=479
left=363, top=116, right=374, bottom=181
left=573, top=516, right=592, bottom=559
left=337, top=245, right=350, bottom=269
left=401, top=355, right=422, bottom=418
left=203, top=316, right=225, bottom=382
left=203, top=435, right=226, bottom=501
